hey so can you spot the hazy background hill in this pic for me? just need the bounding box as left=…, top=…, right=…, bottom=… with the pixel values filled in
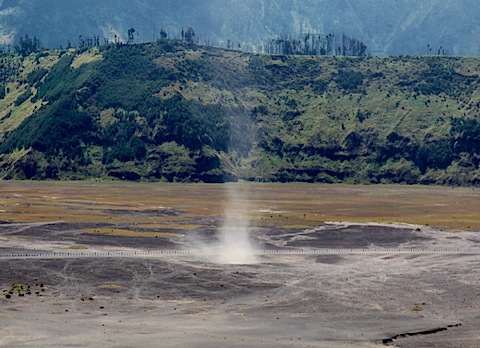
left=2, top=0, right=480, bottom=56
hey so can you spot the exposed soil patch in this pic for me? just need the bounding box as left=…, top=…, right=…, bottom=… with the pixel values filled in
left=315, top=255, right=345, bottom=264
left=286, top=224, right=433, bottom=248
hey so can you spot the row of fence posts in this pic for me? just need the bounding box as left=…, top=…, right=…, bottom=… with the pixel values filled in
left=1, top=248, right=480, bottom=258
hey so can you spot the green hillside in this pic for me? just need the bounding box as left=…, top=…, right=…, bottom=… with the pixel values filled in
left=1, top=41, right=480, bottom=185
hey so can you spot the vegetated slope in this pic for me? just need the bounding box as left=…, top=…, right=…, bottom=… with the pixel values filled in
left=1, top=41, right=480, bottom=185
left=2, top=0, right=480, bottom=56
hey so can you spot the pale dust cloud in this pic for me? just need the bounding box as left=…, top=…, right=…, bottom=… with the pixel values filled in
left=216, top=184, right=258, bottom=264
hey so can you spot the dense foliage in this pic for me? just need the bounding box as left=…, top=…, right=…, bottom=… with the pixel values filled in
left=1, top=43, right=480, bottom=185
left=1, top=96, right=92, bottom=159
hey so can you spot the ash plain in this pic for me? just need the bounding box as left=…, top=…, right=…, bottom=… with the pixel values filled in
left=1, top=220, right=480, bottom=347
left=1, top=182, right=480, bottom=347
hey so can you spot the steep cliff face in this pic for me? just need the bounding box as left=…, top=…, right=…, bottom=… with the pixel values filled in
left=1, top=0, right=480, bottom=56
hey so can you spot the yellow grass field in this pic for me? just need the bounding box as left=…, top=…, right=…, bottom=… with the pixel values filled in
left=0, top=181, right=479, bottom=233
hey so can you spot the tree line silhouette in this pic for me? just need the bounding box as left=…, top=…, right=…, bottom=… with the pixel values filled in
left=2, top=27, right=369, bottom=57
left=0, top=25, right=454, bottom=58
left=264, top=33, right=367, bottom=57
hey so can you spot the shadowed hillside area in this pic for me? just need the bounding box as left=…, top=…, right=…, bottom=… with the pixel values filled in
left=1, top=41, right=480, bottom=184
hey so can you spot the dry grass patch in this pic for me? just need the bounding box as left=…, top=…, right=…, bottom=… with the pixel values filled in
left=82, top=228, right=182, bottom=238
left=67, top=245, right=88, bottom=250
left=0, top=87, right=42, bottom=136
left=1, top=182, right=480, bottom=231
left=71, top=48, right=102, bottom=69
left=411, top=304, right=424, bottom=312
left=136, top=223, right=201, bottom=230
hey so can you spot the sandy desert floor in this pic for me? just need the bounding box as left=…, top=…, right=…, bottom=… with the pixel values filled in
left=1, top=182, right=480, bottom=347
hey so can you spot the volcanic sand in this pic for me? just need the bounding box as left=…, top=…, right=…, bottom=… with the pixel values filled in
left=1, top=182, right=480, bottom=347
